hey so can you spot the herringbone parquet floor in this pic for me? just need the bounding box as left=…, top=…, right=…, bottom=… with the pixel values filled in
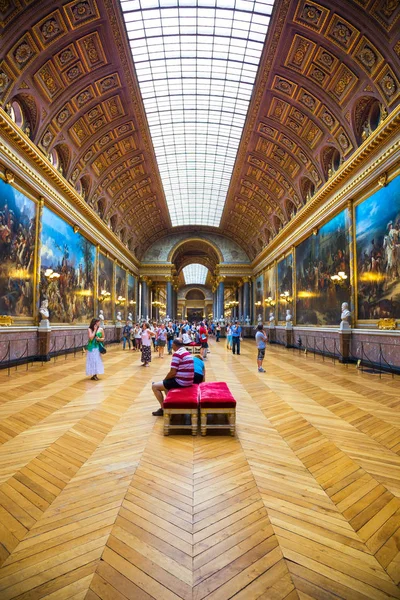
left=0, top=339, right=399, bottom=599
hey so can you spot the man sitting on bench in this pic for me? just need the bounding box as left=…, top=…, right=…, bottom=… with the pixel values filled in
left=151, top=339, right=194, bottom=416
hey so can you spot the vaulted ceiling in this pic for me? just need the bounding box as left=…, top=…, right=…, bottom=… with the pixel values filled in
left=0, top=0, right=172, bottom=255
left=220, top=0, right=400, bottom=258
left=1, top=0, right=399, bottom=262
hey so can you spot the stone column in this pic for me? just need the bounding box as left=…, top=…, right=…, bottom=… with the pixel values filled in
left=141, top=278, right=151, bottom=320
left=243, top=277, right=250, bottom=323
left=174, top=285, right=178, bottom=320
left=166, top=277, right=173, bottom=320
left=239, top=283, right=244, bottom=322
left=217, top=280, right=225, bottom=321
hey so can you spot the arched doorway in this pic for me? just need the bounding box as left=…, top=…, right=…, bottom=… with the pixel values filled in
left=185, top=288, right=206, bottom=322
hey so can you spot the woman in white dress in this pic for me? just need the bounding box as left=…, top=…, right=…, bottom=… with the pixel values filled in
left=86, top=318, right=105, bottom=380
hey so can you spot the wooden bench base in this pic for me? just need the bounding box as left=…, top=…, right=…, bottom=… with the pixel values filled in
left=200, top=407, right=236, bottom=436
left=164, top=408, right=198, bottom=436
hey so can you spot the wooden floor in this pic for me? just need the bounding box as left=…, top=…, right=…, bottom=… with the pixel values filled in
left=0, top=340, right=399, bottom=600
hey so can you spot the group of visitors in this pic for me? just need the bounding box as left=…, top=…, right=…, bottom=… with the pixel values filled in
left=85, top=317, right=269, bottom=387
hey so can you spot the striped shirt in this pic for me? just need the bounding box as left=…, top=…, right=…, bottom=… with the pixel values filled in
left=171, top=347, right=194, bottom=387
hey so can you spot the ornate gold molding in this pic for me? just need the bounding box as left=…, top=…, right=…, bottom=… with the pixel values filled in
left=0, top=108, right=140, bottom=274
left=252, top=104, right=400, bottom=274
left=377, top=318, right=397, bottom=330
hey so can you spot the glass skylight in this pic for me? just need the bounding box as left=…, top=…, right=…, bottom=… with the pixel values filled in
left=119, top=0, right=275, bottom=226
left=183, top=263, right=208, bottom=285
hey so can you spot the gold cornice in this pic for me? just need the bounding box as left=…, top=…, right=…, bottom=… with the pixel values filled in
left=252, top=105, right=400, bottom=275
left=0, top=108, right=140, bottom=274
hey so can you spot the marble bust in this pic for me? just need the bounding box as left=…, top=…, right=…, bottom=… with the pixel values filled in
left=340, top=302, right=351, bottom=330
left=39, top=299, right=50, bottom=328
left=285, top=309, right=293, bottom=329
left=98, top=310, right=105, bottom=326
left=116, top=311, right=122, bottom=328
left=269, top=311, right=276, bottom=327
left=245, top=315, right=250, bottom=325
left=127, top=312, right=133, bottom=323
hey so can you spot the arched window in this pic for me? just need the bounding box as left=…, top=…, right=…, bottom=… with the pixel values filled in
left=48, top=148, right=59, bottom=169
left=300, top=177, right=315, bottom=204
left=321, top=146, right=341, bottom=179
left=354, top=96, right=384, bottom=144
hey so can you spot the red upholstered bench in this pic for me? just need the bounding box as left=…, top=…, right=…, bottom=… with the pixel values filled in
left=199, top=382, right=236, bottom=436
left=186, top=342, right=201, bottom=354
left=163, top=385, right=199, bottom=436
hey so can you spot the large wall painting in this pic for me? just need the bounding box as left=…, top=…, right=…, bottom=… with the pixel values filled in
left=356, top=176, right=400, bottom=319
left=277, top=254, right=293, bottom=322
left=296, top=211, right=349, bottom=325
left=0, top=179, right=36, bottom=317
left=254, top=273, right=264, bottom=321
left=98, top=252, right=113, bottom=320
left=40, top=207, right=95, bottom=323
left=116, top=264, right=126, bottom=319
left=263, top=264, right=276, bottom=322
left=127, top=274, right=136, bottom=320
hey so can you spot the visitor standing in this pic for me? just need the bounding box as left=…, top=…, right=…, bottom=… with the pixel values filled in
left=86, top=318, right=105, bottom=381
left=231, top=321, right=242, bottom=355
left=121, top=321, right=132, bottom=350
left=199, top=321, right=208, bottom=359
left=134, top=324, right=142, bottom=351
left=151, top=339, right=194, bottom=415
left=216, top=322, right=221, bottom=342
left=255, top=323, right=267, bottom=372
left=141, top=322, right=155, bottom=367
left=166, top=321, right=174, bottom=354
left=226, top=322, right=232, bottom=350
left=156, top=323, right=167, bottom=358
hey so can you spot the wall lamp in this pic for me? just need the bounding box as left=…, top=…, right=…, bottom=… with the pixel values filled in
left=330, top=272, right=348, bottom=286
left=98, top=289, right=111, bottom=302
left=280, top=290, right=292, bottom=303
left=265, top=296, right=276, bottom=307
left=44, top=268, right=60, bottom=280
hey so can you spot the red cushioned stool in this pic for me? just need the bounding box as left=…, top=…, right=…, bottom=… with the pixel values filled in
left=163, top=385, right=199, bottom=436
left=199, top=382, right=236, bottom=436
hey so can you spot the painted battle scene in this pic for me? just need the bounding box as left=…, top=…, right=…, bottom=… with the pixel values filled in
left=356, top=176, right=400, bottom=319
left=0, top=179, right=36, bottom=317
left=263, top=264, right=276, bottom=321
left=40, top=207, right=95, bottom=323
left=127, top=274, right=136, bottom=317
left=98, top=252, right=113, bottom=320
left=277, top=254, right=293, bottom=322
left=116, top=265, right=126, bottom=319
left=296, top=211, right=350, bottom=325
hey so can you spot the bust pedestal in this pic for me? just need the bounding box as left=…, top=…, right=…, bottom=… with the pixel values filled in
left=38, top=327, right=51, bottom=362
left=338, top=330, right=351, bottom=363
left=285, top=328, right=294, bottom=348
left=268, top=325, right=276, bottom=344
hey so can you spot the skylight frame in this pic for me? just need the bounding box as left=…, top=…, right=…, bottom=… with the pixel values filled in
left=120, top=0, right=275, bottom=226
left=183, top=263, right=208, bottom=285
